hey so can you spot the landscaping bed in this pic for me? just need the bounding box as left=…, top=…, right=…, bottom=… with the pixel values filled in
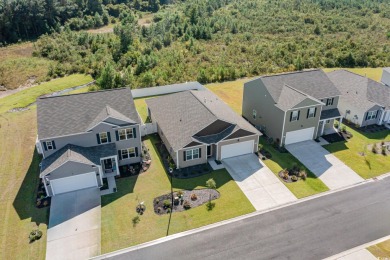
left=35, top=180, right=51, bottom=208
left=368, top=141, right=390, bottom=156
left=119, top=141, right=152, bottom=177
left=153, top=189, right=220, bottom=215
left=278, top=165, right=307, bottom=183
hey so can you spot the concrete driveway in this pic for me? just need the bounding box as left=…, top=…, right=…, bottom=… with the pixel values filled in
left=223, top=154, right=297, bottom=211
left=46, top=188, right=101, bottom=260
left=286, top=140, right=364, bottom=190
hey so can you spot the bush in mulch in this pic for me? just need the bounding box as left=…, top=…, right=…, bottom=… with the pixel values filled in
left=36, top=181, right=50, bottom=208
left=278, top=166, right=307, bottom=183
left=29, top=230, right=43, bottom=243
left=153, top=189, right=220, bottom=215
left=258, top=149, right=272, bottom=160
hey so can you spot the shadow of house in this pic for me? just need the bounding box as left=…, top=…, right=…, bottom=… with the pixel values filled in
left=322, top=141, right=349, bottom=153
left=101, top=173, right=138, bottom=208
left=13, top=150, right=49, bottom=225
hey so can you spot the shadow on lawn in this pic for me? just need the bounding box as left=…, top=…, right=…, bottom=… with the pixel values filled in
left=101, top=174, right=138, bottom=207
left=13, top=150, right=49, bottom=225
left=322, top=141, right=349, bottom=153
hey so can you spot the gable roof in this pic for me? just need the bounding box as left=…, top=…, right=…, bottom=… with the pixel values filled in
left=40, top=143, right=116, bottom=177
left=327, top=70, right=390, bottom=110
left=252, top=69, right=340, bottom=110
left=146, top=88, right=260, bottom=151
left=37, top=88, right=140, bottom=139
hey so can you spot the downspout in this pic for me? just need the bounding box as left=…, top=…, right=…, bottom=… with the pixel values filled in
left=280, top=111, right=287, bottom=147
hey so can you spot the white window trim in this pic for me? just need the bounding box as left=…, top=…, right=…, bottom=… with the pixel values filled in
left=119, top=128, right=134, bottom=140
left=121, top=147, right=136, bottom=160
left=308, top=107, right=315, bottom=118
left=186, top=148, right=200, bottom=161
left=367, top=111, right=376, bottom=120
left=99, top=132, right=108, bottom=144
left=291, top=111, right=299, bottom=121
left=46, top=141, right=53, bottom=150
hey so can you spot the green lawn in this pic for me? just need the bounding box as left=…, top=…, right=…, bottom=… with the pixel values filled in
left=367, top=239, right=390, bottom=258
left=258, top=138, right=329, bottom=198
left=0, top=74, right=93, bottom=114
left=134, top=97, right=149, bottom=122
left=101, top=136, right=255, bottom=252
left=324, top=125, right=390, bottom=179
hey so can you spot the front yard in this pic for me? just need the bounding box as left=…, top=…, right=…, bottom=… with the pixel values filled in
left=101, top=135, right=255, bottom=253
left=324, top=125, right=390, bottom=179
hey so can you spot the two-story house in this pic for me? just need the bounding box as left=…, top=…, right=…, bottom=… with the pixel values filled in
left=242, top=69, right=342, bottom=146
left=36, top=88, right=142, bottom=196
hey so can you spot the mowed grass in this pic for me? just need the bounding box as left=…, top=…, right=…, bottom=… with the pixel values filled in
left=101, top=136, right=255, bottom=252
left=0, top=74, right=93, bottom=114
left=0, top=42, right=55, bottom=89
left=367, top=239, right=390, bottom=258
left=323, top=68, right=383, bottom=82
left=324, top=125, right=390, bottom=179
left=258, top=138, right=329, bottom=198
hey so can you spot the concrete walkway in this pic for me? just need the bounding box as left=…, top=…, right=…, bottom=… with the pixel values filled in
left=286, top=140, right=364, bottom=190
left=331, top=249, right=376, bottom=260
left=223, top=154, right=297, bottom=211
left=46, top=188, right=101, bottom=260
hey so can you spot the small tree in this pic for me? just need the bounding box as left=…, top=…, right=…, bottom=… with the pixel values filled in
left=132, top=216, right=140, bottom=227
left=206, top=178, right=216, bottom=189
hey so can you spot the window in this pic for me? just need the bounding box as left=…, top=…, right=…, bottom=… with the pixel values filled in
left=252, top=109, right=257, bottom=119
left=119, top=128, right=133, bottom=140
left=185, top=148, right=200, bottom=161
left=366, top=110, right=377, bottom=120
left=99, top=132, right=108, bottom=144
left=46, top=141, right=53, bottom=150
left=308, top=107, right=316, bottom=118
left=326, top=98, right=334, bottom=106
left=291, top=110, right=299, bottom=121
left=121, top=148, right=136, bottom=159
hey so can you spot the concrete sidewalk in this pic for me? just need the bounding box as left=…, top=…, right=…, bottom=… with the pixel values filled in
left=223, top=154, right=297, bottom=211
left=286, top=140, right=364, bottom=189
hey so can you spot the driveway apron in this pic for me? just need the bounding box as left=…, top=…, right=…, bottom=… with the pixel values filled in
left=223, top=154, right=297, bottom=211
left=286, top=140, right=364, bottom=190
left=46, top=187, right=101, bottom=260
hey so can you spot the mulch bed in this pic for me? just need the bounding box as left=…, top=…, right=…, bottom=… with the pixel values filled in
left=35, top=181, right=51, bottom=208
left=258, top=149, right=272, bottom=160
left=367, top=141, right=390, bottom=156
left=119, top=140, right=152, bottom=178
left=153, top=189, right=220, bottom=215
left=278, top=168, right=306, bottom=183
left=321, top=131, right=352, bottom=143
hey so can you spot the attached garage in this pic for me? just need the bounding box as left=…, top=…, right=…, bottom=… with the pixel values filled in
left=50, top=172, right=98, bottom=195
left=285, top=127, right=315, bottom=145
left=220, top=140, right=254, bottom=160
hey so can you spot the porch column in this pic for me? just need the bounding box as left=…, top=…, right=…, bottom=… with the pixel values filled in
left=320, top=120, right=326, bottom=136
left=378, top=109, right=385, bottom=125
left=338, top=117, right=343, bottom=130
left=114, top=156, right=119, bottom=176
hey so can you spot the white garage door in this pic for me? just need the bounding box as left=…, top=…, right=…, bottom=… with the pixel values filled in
left=221, top=140, right=254, bottom=160
left=285, top=127, right=315, bottom=145
left=51, top=172, right=98, bottom=195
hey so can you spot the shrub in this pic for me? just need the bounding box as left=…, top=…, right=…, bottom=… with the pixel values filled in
left=43, top=200, right=49, bottom=207
left=299, top=170, right=307, bottom=180
left=29, top=230, right=43, bottom=243
left=382, top=146, right=387, bottom=156
left=132, top=216, right=140, bottom=226
left=36, top=200, right=41, bottom=207
left=258, top=144, right=263, bottom=151
left=206, top=178, right=217, bottom=189
left=206, top=201, right=215, bottom=211
left=283, top=171, right=289, bottom=180
left=342, top=126, right=347, bottom=132
left=155, top=199, right=159, bottom=204
left=291, top=175, right=298, bottom=182
left=183, top=200, right=191, bottom=210
left=167, top=208, right=171, bottom=213
left=163, top=199, right=171, bottom=208
left=372, top=146, right=378, bottom=154
left=157, top=207, right=162, bottom=213
left=191, top=193, right=197, bottom=201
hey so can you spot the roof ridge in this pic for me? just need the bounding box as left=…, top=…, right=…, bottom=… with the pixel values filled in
left=38, top=87, right=130, bottom=100
left=260, top=69, right=320, bottom=79
left=189, top=90, right=219, bottom=119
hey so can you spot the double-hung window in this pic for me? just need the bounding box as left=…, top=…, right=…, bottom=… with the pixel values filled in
left=308, top=107, right=316, bottom=118
left=121, top=148, right=136, bottom=159
left=366, top=111, right=377, bottom=120
left=185, top=148, right=200, bottom=161
left=46, top=141, right=54, bottom=150
left=326, top=98, right=334, bottom=106
left=291, top=110, right=299, bottom=121
left=99, top=132, right=108, bottom=144
left=119, top=128, right=133, bottom=140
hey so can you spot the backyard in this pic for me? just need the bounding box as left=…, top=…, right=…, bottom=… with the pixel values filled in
left=101, top=135, right=255, bottom=252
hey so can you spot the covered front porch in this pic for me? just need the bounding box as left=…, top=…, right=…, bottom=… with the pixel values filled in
left=318, top=108, right=343, bottom=137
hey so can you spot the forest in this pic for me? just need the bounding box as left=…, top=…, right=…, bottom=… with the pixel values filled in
left=2, top=0, right=390, bottom=89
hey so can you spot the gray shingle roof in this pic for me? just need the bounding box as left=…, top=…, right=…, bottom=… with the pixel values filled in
left=146, top=88, right=260, bottom=151
left=254, top=69, right=341, bottom=110
left=37, top=88, right=140, bottom=139
left=327, top=70, right=390, bottom=110
left=40, top=143, right=116, bottom=177
left=320, top=108, right=341, bottom=120
left=275, top=85, right=320, bottom=110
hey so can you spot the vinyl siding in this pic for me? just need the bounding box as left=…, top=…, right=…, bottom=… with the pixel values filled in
left=361, top=105, right=383, bottom=127
left=321, top=96, right=339, bottom=110
left=178, top=145, right=207, bottom=168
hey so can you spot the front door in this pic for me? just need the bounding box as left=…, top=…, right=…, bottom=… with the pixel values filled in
left=207, top=145, right=212, bottom=157
left=104, top=158, right=113, bottom=171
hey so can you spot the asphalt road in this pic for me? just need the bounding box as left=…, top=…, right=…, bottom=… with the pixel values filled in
left=104, top=178, right=390, bottom=260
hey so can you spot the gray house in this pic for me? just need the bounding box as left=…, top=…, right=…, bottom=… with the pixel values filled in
left=328, top=70, right=390, bottom=127
left=36, top=88, right=142, bottom=196
left=146, top=88, right=261, bottom=169
left=243, top=69, right=342, bottom=146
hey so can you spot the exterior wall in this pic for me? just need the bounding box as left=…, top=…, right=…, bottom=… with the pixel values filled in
left=381, top=69, right=390, bottom=86
left=337, top=98, right=364, bottom=126
left=293, top=98, right=321, bottom=109
left=242, top=79, right=285, bottom=141
left=320, top=96, right=340, bottom=110
left=216, top=135, right=258, bottom=161
left=40, top=122, right=141, bottom=166
left=283, top=104, right=322, bottom=144
left=361, top=105, right=383, bottom=127
left=178, top=145, right=208, bottom=168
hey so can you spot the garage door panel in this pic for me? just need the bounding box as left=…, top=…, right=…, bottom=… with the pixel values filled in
left=51, top=172, right=98, bottom=195
left=285, top=127, right=314, bottom=145
left=221, top=140, right=254, bottom=160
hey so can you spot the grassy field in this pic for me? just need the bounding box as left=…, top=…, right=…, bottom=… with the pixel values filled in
left=258, top=138, right=329, bottom=198
left=324, top=125, right=390, bottom=179
left=0, top=42, right=55, bottom=90
left=367, top=239, right=390, bottom=258
left=0, top=74, right=93, bottom=114
left=101, top=136, right=255, bottom=252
